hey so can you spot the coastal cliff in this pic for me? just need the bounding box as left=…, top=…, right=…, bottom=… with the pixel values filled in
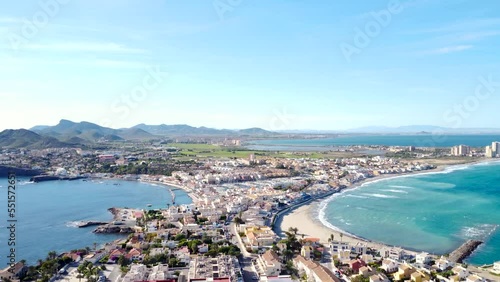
left=30, top=175, right=87, bottom=182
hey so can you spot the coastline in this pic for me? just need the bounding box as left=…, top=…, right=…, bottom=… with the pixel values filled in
left=95, top=174, right=197, bottom=202
left=278, top=158, right=499, bottom=261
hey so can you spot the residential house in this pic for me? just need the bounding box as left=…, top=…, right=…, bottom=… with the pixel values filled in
left=451, top=265, right=469, bottom=279
left=361, top=254, right=375, bottom=264
left=125, top=248, right=143, bottom=261
left=245, top=226, right=277, bottom=249
left=109, top=249, right=126, bottom=261
left=301, top=238, right=321, bottom=247
left=380, top=259, right=399, bottom=273
left=434, top=257, right=453, bottom=271
left=337, top=250, right=351, bottom=264
left=301, top=246, right=313, bottom=259
left=411, top=272, right=423, bottom=282
left=393, top=264, right=416, bottom=281
left=293, top=255, right=341, bottom=282
left=122, top=264, right=147, bottom=282
left=359, top=266, right=376, bottom=278
left=198, top=244, right=209, bottom=254
left=174, top=246, right=191, bottom=265
left=256, top=250, right=282, bottom=277
left=416, top=252, right=433, bottom=265
left=349, top=259, right=366, bottom=273
left=0, top=262, right=27, bottom=281
left=351, top=243, right=368, bottom=255
left=330, top=241, right=350, bottom=255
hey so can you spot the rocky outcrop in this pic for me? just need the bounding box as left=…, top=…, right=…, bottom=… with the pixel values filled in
left=93, top=225, right=134, bottom=234
left=0, top=166, right=42, bottom=176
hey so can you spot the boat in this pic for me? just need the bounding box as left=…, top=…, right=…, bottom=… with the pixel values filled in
left=146, top=204, right=152, bottom=207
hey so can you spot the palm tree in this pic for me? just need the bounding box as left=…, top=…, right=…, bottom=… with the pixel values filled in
left=47, top=251, right=57, bottom=260
left=340, top=233, right=343, bottom=243
left=288, top=227, right=299, bottom=235
left=93, top=242, right=98, bottom=251
left=328, top=234, right=335, bottom=243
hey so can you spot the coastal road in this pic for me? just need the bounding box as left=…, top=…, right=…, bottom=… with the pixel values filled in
left=230, top=223, right=259, bottom=281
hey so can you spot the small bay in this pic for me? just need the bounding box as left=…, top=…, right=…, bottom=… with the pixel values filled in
left=0, top=178, right=192, bottom=266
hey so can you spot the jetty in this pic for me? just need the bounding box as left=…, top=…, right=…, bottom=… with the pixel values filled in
left=77, top=221, right=108, bottom=228
left=448, top=240, right=483, bottom=263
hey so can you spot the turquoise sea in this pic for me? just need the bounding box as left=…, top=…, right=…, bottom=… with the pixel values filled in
left=0, top=178, right=192, bottom=266
left=319, top=161, right=500, bottom=265
left=248, top=135, right=500, bottom=150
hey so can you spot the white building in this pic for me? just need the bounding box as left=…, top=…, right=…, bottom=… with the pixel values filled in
left=451, top=145, right=471, bottom=156
left=416, top=252, right=432, bottom=265
left=380, top=259, right=398, bottom=273
left=451, top=265, right=469, bottom=279
left=486, top=141, right=500, bottom=158
left=256, top=250, right=282, bottom=277
left=493, top=142, right=500, bottom=155
left=434, top=257, right=453, bottom=271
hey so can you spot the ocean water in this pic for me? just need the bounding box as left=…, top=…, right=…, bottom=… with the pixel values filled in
left=319, top=161, right=500, bottom=265
left=248, top=135, right=500, bottom=150
left=0, top=178, right=191, bottom=266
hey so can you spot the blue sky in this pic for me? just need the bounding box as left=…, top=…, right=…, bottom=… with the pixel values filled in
left=1, top=0, right=499, bottom=131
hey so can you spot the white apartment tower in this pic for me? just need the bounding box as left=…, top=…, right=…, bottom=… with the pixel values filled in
left=451, top=145, right=470, bottom=156
left=493, top=142, right=500, bottom=156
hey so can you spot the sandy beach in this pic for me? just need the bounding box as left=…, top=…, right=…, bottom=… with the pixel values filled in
left=277, top=200, right=405, bottom=252
left=275, top=161, right=488, bottom=256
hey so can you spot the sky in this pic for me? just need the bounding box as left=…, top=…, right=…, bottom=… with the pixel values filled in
left=1, top=0, right=500, bottom=131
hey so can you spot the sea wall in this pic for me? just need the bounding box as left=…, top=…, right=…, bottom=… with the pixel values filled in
left=449, top=240, right=483, bottom=263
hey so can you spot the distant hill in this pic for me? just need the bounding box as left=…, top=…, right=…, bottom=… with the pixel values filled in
left=20, top=120, right=279, bottom=147
left=33, top=120, right=154, bottom=142
left=238, top=127, right=276, bottom=135
left=0, top=129, right=69, bottom=149
left=118, top=128, right=155, bottom=140
left=132, top=123, right=276, bottom=136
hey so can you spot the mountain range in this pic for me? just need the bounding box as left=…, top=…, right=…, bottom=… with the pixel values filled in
left=0, top=120, right=278, bottom=149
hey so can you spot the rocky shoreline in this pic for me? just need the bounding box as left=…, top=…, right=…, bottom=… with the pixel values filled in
left=91, top=207, right=136, bottom=234
left=30, top=175, right=87, bottom=182
left=93, top=225, right=134, bottom=234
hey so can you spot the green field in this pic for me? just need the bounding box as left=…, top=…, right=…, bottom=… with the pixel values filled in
left=165, top=143, right=364, bottom=160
